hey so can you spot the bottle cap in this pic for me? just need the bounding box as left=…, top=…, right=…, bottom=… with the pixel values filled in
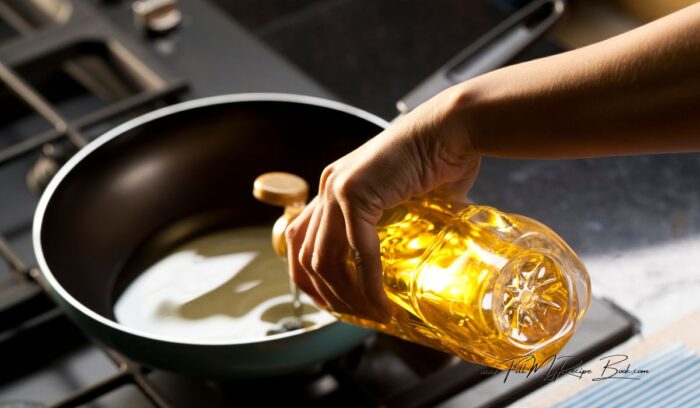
left=253, top=172, right=309, bottom=207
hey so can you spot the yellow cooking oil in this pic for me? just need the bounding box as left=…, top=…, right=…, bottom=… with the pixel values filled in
left=251, top=172, right=590, bottom=371
left=330, top=196, right=590, bottom=370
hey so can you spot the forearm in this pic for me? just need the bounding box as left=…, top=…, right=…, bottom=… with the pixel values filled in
left=453, top=3, right=700, bottom=159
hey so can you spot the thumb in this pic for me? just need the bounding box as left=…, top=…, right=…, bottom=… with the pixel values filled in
left=340, top=202, right=392, bottom=322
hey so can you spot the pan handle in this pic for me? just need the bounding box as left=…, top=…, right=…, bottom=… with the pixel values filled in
left=396, top=0, right=565, bottom=114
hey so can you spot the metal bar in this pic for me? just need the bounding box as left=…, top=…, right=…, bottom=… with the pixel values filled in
left=133, top=372, right=173, bottom=408
left=50, top=343, right=170, bottom=407
left=0, top=84, right=186, bottom=165
left=0, top=1, right=35, bottom=34
left=101, top=346, right=133, bottom=371
left=0, top=306, right=61, bottom=344
left=0, top=239, right=172, bottom=408
left=0, top=127, right=63, bottom=165
left=49, top=371, right=132, bottom=408
left=72, top=81, right=185, bottom=127
left=0, top=307, right=87, bottom=385
left=101, top=347, right=173, bottom=408
left=0, top=2, right=186, bottom=406
left=0, top=277, right=46, bottom=334
left=0, top=60, right=88, bottom=148
left=0, top=234, right=26, bottom=274
left=0, top=10, right=184, bottom=87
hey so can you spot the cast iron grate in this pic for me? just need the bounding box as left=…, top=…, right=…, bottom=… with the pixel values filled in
left=0, top=0, right=186, bottom=406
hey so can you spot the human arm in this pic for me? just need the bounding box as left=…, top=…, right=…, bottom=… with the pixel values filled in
left=286, top=4, right=700, bottom=321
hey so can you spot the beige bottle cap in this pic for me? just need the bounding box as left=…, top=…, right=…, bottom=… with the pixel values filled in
left=253, top=172, right=309, bottom=207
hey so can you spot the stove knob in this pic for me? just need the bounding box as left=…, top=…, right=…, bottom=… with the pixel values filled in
left=132, top=0, right=182, bottom=34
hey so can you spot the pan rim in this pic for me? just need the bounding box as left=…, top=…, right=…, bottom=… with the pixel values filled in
left=32, top=93, right=389, bottom=346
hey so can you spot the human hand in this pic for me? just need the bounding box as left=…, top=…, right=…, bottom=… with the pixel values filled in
left=286, top=86, right=480, bottom=322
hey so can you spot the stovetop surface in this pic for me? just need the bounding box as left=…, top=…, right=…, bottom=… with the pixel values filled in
left=0, top=0, right=644, bottom=407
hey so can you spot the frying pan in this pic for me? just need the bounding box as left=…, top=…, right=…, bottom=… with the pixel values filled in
left=32, top=0, right=564, bottom=379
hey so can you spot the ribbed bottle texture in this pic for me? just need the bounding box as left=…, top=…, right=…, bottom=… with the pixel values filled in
left=333, top=197, right=590, bottom=370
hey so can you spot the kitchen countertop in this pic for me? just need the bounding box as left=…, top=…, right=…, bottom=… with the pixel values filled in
left=215, top=0, right=700, bottom=334
left=518, top=309, right=700, bottom=407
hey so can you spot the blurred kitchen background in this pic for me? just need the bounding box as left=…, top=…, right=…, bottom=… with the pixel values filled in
left=0, top=0, right=698, bottom=406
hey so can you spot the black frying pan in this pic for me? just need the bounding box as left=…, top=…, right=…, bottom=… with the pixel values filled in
left=32, top=0, right=564, bottom=379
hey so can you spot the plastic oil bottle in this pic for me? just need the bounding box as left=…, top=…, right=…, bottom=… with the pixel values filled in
left=254, top=172, right=591, bottom=370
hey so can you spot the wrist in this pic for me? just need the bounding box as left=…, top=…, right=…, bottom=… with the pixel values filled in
left=437, top=81, right=482, bottom=158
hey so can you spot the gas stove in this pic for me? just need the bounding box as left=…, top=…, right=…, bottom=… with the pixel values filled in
left=0, top=1, right=638, bottom=407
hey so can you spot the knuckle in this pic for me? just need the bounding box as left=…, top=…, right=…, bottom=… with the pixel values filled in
left=320, top=165, right=336, bottom=191
left=285, top=223, right=300, bottom=243
left=334, top=174, right=357, bottom=200
left=284, top=223, right=304, bottom=248
left=299, top=245, right=315, bottom=273
left=310, top=252, right=327, bottom=274
left=321, top=164, right=335, bottom=179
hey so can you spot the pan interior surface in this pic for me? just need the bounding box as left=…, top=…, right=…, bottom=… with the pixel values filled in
left=114, top=225, right=334, bottom=342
